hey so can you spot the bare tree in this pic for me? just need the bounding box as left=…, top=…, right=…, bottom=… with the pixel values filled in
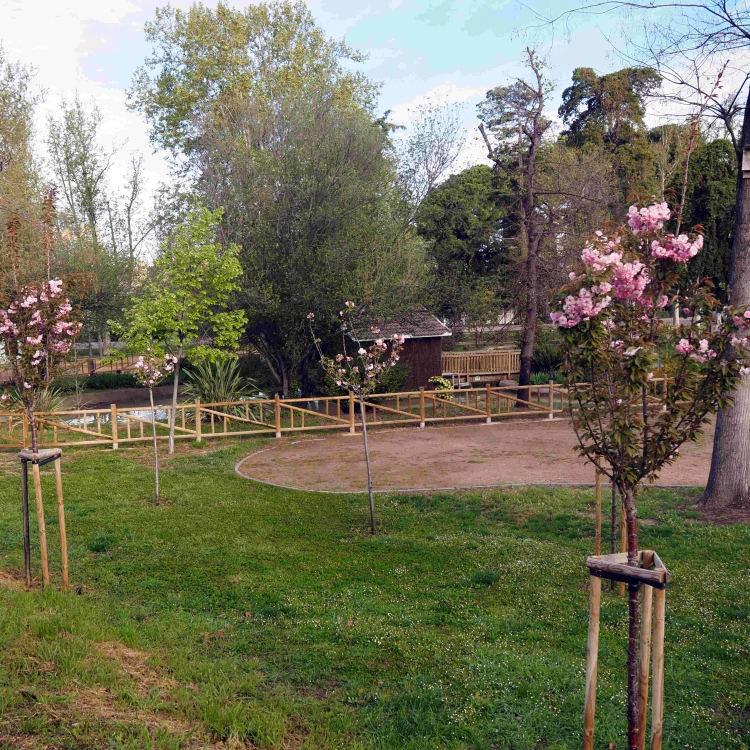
left=396, top=99, right=466, bottom=222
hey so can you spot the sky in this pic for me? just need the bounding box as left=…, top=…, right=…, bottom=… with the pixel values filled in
left=0, top=0, right=629, bottom=195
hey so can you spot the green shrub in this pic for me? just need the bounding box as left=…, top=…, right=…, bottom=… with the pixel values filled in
left=4, top=387, right=67, bottom=413
left=84, top=372, right=139, bottom=390
left=428, top=375, right=453, bottom=391
left=529, top=371, right=564, bottom=385
left=182, top=359, right=259, bottom=404
left=531, top=327, right=563, bottom=372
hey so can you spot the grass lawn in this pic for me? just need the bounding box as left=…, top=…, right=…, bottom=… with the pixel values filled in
left=0, top=439, right=747, bottom=749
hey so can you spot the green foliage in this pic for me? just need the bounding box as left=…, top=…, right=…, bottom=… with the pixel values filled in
left=83, top=372, right=138, bottom=390
left=121, top=205, right=246, bottom=363
left=529, top=371, right=564, bottom=385
left=128, top=0, right=375, bottom=156
left=0, top=447, right=746, bottom=747
left=531, top=327, right=563, bottom=373
left=559, top=67, right=661, bottom=148
left=182, top=358, right=258, bottom=404
left=679, top=138, right=737, bottom=294
left=428, top=375, right=453, bottom=391
left=4, top=386, right=66, bottom=413
left=559, top=67, right=662, bottom=201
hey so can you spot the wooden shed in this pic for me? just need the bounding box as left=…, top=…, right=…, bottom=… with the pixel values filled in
left=356, top=306, right=452, bottom=390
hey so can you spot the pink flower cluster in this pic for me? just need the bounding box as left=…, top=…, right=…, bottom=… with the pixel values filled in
left=611, top=260, right=650, bottom=301
left=676, top=338, right=717, bottom=362
left=627, top=202, right=671, bottom=234
left=581, top=242, right=622, bottom=271
left=651, top=234, right=703, bottom=263
left=551, top=287, right=612, bottom=328
left=133, top=352, right=178, bottom=389
left=0, top=278, right=82, bottom=404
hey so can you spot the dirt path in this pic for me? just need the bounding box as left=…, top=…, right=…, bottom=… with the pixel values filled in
left=235, top=417, right=715, bottom=492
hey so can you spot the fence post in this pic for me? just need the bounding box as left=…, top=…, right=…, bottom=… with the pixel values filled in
left=349, top=392, right=355, bottom=434
left=110, top=403, right=118, bottom=449
left=275, top=394, right=282, bottom=438
left=549, top=381, right=555, bottom=419
left=485, top=383, right=492, bottom=424
left=419, top=387, right=426, bottom=428
left=195, top=398, right=202, bottom=442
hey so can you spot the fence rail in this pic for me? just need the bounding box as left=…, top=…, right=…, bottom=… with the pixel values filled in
left=0, top=353, right=142, bottom=384
left=0, top=379, right=671, bottom=451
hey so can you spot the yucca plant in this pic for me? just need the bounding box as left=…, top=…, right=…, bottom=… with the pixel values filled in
left=182, top=359, right=263, bottom=420
left=5, top=386, right=67, bottom=414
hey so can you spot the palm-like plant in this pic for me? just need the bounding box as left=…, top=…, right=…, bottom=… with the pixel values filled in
left=182, top=359, right=265, bottom=422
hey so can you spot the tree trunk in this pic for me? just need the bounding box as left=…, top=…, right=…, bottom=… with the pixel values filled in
left=149, top=387, right=160, bottom=505
left=168, top=358, right=181, bottom=455
left=517, top=235, right=540, bottom=404
left=623, top=487, right=641, bottom=750
left=27, top=405, right=38, bottom=453
left=359, top=397, right=377, bottom=534
left=704, top=86, right=750, bottom=509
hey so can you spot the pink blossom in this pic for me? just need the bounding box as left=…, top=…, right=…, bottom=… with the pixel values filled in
left=627, top=202, right=671, bottom=235
left=676, top=339, right=693, bottom=355
left=651, top=234, right=703, bottom=263
left=581, top=245, right=623, bottom=271
left=611, top=261, right=649, bottom=301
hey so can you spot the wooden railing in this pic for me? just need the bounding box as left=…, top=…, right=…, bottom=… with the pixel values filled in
left=0, top=379, right=671, bottom=451
left=441, top=348, right=521, bottom=385
left=0, top=354, right=141, bottom=384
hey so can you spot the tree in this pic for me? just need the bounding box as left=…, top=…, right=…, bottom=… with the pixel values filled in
left=132, top=350, right=176, bottom=505
left=128, top=0, right=375, bottom=158
left=47, top=96, right=154, bottom=352
left=479, top=51, right=617, bottom=394
left=129, top=1, right=426, bottom=395
left=121, top=206, right=246, bottom=453
left=0, top=46, right=47, bottom=292
left=542, top=0, right=750, bottom=509
left=416, top=164, right=510, bottom=329
left=559, top=66, right=662, bottom=205
left=552, top=201, right=750, bottom=748
left=478, top=49, right=553, bottom=397
left=678, top=138, right=737, bottom=292
left=309, top=303, right=404, bottom=534
left=396, top=99, right=466, bottom=224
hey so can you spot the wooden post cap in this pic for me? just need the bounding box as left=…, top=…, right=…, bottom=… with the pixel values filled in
left=18, top=448, right=62, bottom=462
left=585, top=550, right=671, bottom=589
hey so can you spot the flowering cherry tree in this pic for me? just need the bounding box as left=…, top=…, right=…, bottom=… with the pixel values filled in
left=309, top=302, right=405, bottom=533
left=552, top=202, right=750, bottom=749
left=0, top=278, right=82, bottom=452
left=132, top=349, right=177, bottom=505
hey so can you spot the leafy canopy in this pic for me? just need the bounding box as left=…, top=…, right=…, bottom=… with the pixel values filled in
left=128, top=0, right=376, bottom=157
left=121, top=206, right=246, bottom=361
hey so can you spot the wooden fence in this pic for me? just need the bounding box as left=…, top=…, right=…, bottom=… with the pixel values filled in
left=0, top=354, right=142, bottom=384
left=441, top=348, right=521, bottom=386
left=0, top=379, right=671, bottom=451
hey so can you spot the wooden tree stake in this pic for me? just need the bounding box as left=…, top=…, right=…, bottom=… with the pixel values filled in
left=650, top=587, right=666, bottom=750
left=583, top=573, right=602, bottom=750
left=31, top=462, right=49, bottom=587
left=53, top=458, right=68, bottom=589
left=638, top=558, right=654, bottom=750
left=594, top=465, right=602, bottom=556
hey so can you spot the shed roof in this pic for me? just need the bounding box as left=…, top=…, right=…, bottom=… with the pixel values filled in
left=354, top=305, right=452, bottom=341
